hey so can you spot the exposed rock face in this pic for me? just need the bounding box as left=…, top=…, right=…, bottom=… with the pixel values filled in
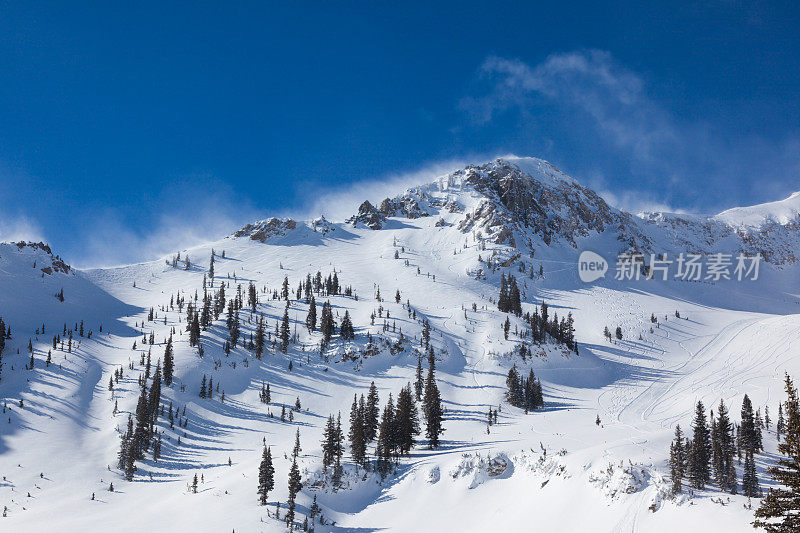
left=642, top=212, right=800, bottom=265
left=234, top=218, right=297, bottom=242
left=9, top=241, right=71, bottom=274
left=311, top=216, right=335, bottom=235
left=347, top=201, right=386, bottom=230
left=379, top=196, right=430, bottom=219
left=454, top=159, right=648, bottom=253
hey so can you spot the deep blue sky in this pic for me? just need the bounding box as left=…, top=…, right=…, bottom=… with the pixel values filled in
left=1, top=1, right=799, bottom=266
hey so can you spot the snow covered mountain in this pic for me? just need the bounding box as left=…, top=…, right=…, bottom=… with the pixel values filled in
left=2, top=157, right=800, bottom=532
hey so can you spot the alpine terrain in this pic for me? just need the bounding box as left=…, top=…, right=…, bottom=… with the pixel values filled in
left=3, top=156, right=800, bottom=532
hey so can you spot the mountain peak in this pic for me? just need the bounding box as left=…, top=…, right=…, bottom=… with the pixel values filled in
left=714, top=190, right=800, bottom=228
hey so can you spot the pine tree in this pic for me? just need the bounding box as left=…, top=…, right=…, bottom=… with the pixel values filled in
left=377, top=394, right=396, bottom=469
left=255, top=315, right=265, bottom=359
left=669, top=424, right=686, bottom=494
left=713, top=400, right=736, bottom=493
left=280, top=308, right=290, bottom=353
left=421, top=319, right=431, bottom=349
left=742, top=450, right=762, bottom=498
left=498, top=273, right=508, bottom=312
left=257, top=446, right=275, bottom=505
left=414, top=357, right=424, bottom=401
left=741, top=394, right=758, bottom=454
left=423, top=356, right=444, bottom=448
left=292, top=428, right=302, bottom=459
left=320, top=301, right=335, bottom=348
left=754, top=373, right=800, bottom=531
left=148, top=362, right=162, bottom=430
left=281, top=276, right=290, bottom=301
left=163, top=336, right=174, bottom=386
left=365, top=381, right=379, bottom=443
left=322, top=415, right=337, bottom=469
left=334, top=413, right=344, bottom=465
left=778, top=403, right=786, bottom=441
left=306, top=296, right=317, bottom=332
left=349, top=394, right=366, bottom=466
left=132, top=385, right=150, bottom=459
left=505, top=365, right=523, bottom=407
left=287, top=458, right=302, bottom=527
left=260, top=381, right=271, bottom=404
left=189, top=313, right=201, bottom=347
left=395, top=384, right=420, bottom=455
left=688, top=401, right=711, bottom=489
left=119, top=415, right=136, bottom=480
left=339, top=311, right=355, bottom=340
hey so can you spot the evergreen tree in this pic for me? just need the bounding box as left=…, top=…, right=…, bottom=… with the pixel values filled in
left=163, top=336, right=174, bottom=386
left=254, top=315, right=265, bottom=359
left=260, top=381, right=271, bottom=404
left=293, top=428, right=302, bottom=459
left=287, top=457, right=302, bottom=526
left=742, top=450, right=762, bottom=498
left=339, top=311, right=355, bottom=340
left=421, top=319, right=431, bottom=349
left=322, top=415, right=337, bottom=469
left=741, top=394, right=759, bottom=454
left=422, top=356, right=444, bottom=448
left=414, top=357, right=424, bottom=401
left=280, top=308, right=290, bottom=353
left=669, top=424, right=686, bottom=494
left=377, top=394, right=396, bottom=468
left=199, top=375, right=207, bottom=398
left=349, top=394, right=367, bottom=466
left=754, top=373, right=800, bottom=531
left=712, top=400, right=736, bottom=493
left=189, top=313, right=201, bottom=347
left=257, top=446, right=275, bottom=505
left=118, top=415, right=136, bottom=480
left=395, top=384, right=420, bottom=455
left=319, top=301, right=335, bottom=348
left=365, top=381, right=379, bottom=442
left=148, top=362, right=162, bottom=430
left=498, top=273, right=508, bottom=312
left=688, top=401, right=711, bottom=489
left=306, top=296, right=317, bottom=332
left=132, top=385, right=150, bottom=459
left=505, top=366, right=523, bottom=407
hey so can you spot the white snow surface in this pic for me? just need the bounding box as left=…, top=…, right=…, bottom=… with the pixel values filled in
left=715, top=191, right=800, bottom=228
left=1, top=158, right=799, bottom=532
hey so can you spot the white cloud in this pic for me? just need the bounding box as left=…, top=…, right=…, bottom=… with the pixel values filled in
left=281, top=157, right=475, bottom=222
left=74, top=179, right=262, bottom=269
left=0, top=214, right=46, bottom=243
left=461, top=50, right=800, bottom=211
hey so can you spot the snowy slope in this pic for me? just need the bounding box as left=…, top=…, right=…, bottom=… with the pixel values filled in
left=715, top=191, right=800, bottom=228
left=1, top=158, right=800, bottom=532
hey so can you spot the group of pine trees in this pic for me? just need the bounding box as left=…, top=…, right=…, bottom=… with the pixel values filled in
left=505, top=365, right=544, bottom=412
left=118, top=359, right=164, bottom=480
left=497, top=273, right=522, bottom=315
left=669, top=394, right=766, bottom=497
left=0, top=317, right=8, bottom=381
left=525, top=302, right=576, bottom=349
left=497, top=274, right=577, bottom=351
left=753, top=373, right=800, bottom=531
left=324, top=352, right=445, bottom=479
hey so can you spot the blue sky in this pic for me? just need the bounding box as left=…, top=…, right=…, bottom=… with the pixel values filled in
left=1, top=1, right=799, bottom=266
